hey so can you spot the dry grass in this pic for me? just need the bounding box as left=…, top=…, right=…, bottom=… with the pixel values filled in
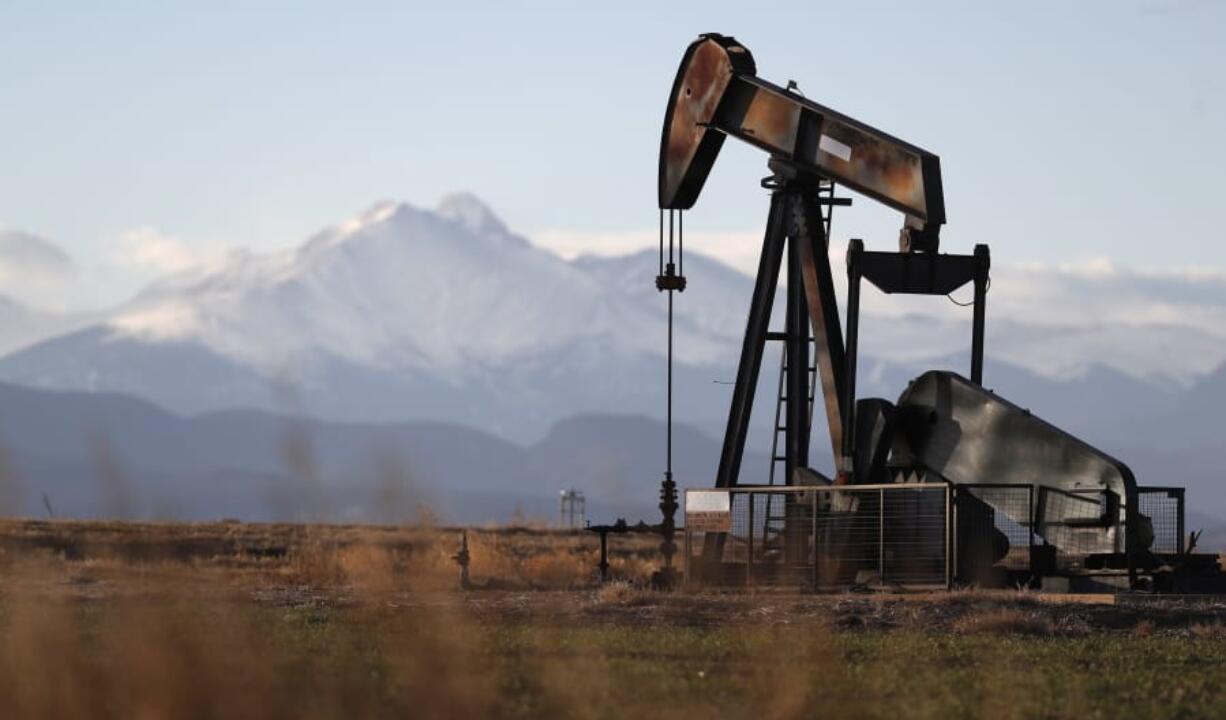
left=1189, top=622, right=1226, bottom=639
left=951, top=608, right=1055, bottom=636
left=0, top=519, right=632, bottom=718
left=4, top=519, right=1226, bottom=718
left=591, top=580, right=655, bottom=607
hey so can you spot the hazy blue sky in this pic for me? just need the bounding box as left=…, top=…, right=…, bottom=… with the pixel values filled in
left=2, top=2, right=1224, bottom=307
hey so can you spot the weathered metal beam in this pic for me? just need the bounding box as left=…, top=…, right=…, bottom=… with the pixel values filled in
left=712, top=192, right=787, bottom=489
left=793, top=192, right=846, bottom=467
left=659, top=34, right=944, bottom=249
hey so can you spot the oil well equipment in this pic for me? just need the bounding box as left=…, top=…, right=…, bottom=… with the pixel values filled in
left=655, top=33, right=1220, bottom=593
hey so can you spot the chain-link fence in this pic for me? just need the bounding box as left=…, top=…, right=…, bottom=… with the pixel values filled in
left=684, top=481, right=1185, bottom=590
left=1137, top=486, right=1185, bottom=555
left=684, top=484, right=951, bottom=591
left=1034, top=487, right=1125, bottom=571
left=954, top=484, right=1035, bottom=584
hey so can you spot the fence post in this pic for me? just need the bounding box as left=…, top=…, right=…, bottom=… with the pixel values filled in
left=683, top=508, right=691, bottom=588
left=1027, top=485, right=1034, bottom=580
left=811, top=490, right=818, bottom=591
left=945, top=485, right=952, bottom=589
left=878, top=487, right=885, bottom=587
left=948, top=487, right=954, bottom=587
left=1177, top=489, right=1186, bottom=555
left=747, top=491, right=754, bottom=589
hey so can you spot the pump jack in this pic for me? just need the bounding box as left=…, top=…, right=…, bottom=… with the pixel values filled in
left=659, top=33, right=1223, bottom=592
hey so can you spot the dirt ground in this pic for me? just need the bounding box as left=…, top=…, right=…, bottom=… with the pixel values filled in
left=3, top=519, right=1226, bottom=719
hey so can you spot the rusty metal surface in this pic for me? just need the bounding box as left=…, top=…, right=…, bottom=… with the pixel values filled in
left=808, top=113, right=928, bottom=221
left=658, top=35, right=754, bottom=209
left=717, top=76, right=943, bottom=227
left=792, top=195, right=846, bottom=465
left=658, top=34, right=944, bottom=234
left=739, top=87, right=800, bottom=154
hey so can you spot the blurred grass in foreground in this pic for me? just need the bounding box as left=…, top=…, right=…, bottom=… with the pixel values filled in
left=0, top=519, right=1224, bottom=719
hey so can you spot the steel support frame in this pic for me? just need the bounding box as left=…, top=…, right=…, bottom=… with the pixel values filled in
left=706, top=172, right=845, bottom=562
left=712, top=190, right=788, bottom=492
left=712, top=177, right=846, bottom=492
left=842, top=242, right=991, bottom=480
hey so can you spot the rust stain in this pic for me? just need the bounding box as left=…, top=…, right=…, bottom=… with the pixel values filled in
left=740, top=88, right=800, bottom=153
left=815, top=119, right=926, bottom=216
left=663, top=40, right=734, bottom=204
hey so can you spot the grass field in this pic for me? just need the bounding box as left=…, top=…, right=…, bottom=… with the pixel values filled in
left=2, top=519, right=1226, bottom=719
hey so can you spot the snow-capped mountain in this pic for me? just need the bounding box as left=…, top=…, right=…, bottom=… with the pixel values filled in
left=1, top=194, right=1223, bottom=451
left=2, top=194, right=1226, bottom=525
left=0, top=195, right=751, bottom=440
left=112, top=196, right=676, bottom=374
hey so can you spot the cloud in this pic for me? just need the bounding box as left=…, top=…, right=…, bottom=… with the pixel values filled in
left=534, top=226, right=1226, bottom=329
left=0, top=229, right=78, bottom=309
left=0, top=229, right=75, bottom=282
left=114, top=227, right=212, bottom=275
left=532, top=227, right=764, bottom=278
left=0, top=225, right=230, bottom=312
left=535, top=224, right=1226, bottom=384
left=986, top=260, right=1226, bottom=335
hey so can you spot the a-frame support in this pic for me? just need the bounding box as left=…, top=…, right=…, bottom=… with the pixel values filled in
left=713, top=166, right=848, bottom=492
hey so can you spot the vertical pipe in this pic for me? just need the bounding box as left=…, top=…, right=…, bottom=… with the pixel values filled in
left=658, top=210, right=664, bottom=277
left=668, top=210, right=674, bottom=265
left=667, top=291, right=673, bottom=476
left=971, top=244, right=990, bottom=385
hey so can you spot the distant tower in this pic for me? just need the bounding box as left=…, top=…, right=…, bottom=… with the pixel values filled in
left=558, top=489, right=586, bottom=529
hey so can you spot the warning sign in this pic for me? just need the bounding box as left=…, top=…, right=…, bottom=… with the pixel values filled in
left=685, top=490, right=731, bottom=532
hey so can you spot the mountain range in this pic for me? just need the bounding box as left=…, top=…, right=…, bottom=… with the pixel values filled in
left=0, top=194, right=1222, bottom=530
left=0, top=380, right=752, bottom=525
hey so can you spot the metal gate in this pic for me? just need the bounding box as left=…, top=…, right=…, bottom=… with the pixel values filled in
left=1137, top=486, right=1185, bottom=555
left=954, top=484, right=1036, bottom=584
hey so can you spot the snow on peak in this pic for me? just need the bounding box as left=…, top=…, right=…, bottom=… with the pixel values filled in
left=436, top=193, right=513, bottom=240
left=337, top=200, right=401, bottom=238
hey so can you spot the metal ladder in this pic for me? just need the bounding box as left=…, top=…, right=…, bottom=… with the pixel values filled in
left=766, top=345, right=819, bottom=487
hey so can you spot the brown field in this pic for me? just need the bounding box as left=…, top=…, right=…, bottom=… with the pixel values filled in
left=3, top=519, right=1226, bottom=719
